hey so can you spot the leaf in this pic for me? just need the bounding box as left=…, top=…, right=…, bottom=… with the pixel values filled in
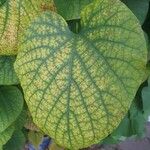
left=54, top=0, right=92, bottom=20
left=0, top=86, right=24, bottom=133
left=102, top=97, right=146, bottom=144
left=3, top=130, right=26, bottom=150
left=102, top=116, right=131, bottom=144
left=14, top=0, right=147, bottom=149
left=15, top=108, right=28, bottom=129
left=28, top=131, right=44, bottom=149
left=0, top=125, right=15, bottom=147
left=142, top=77, right=150, bottom=119
left=0, top=56, right=19, bottom=85
left=130, top=112, right=145, bottom=137
left=121, top=0, right=149, bottom=24
left=0, top=0, right=55, bottom=55
left=24, top=111, right=39, bottom=131
left=0, top=0, right=6, bottom=7
left=50, top=141, right=63, bottom=150
left=129, top=100, right=146, bottom=138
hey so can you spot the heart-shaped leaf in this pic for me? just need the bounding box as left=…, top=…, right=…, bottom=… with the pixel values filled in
left=0, top=86, right=23, bottom=133
left=14, top=0, right=147, bottom=149
left=0, top=56, right=19, bottom=85
left=0, top=0, right=55, bottom=55
left=0, top=125, right=14, bottom=148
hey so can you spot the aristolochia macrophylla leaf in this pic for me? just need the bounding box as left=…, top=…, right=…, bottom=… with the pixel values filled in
left=0, top=86, right=23, bottom=133
left=0, top=56, right=19, bottom=85
left=54, top=0, right=92, bottom=20
left=0, top=0, right=55, bottom=55
left=14, top=0, right=148, bottom=149
left=0, top=125, right=14, bottom=148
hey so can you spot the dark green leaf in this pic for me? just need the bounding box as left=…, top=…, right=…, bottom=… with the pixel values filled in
left=0, top=56, right=19, bottom=85
left=15, top=108, right=28, bottom=130
left=54, top=0, right=92, bottom=20
left=3, top=130, right=26, bottom=150
left=142, top=77, right=150, bottom=119
left=121, top=0, right=149, bottom=24
left=0, top=86, right=24, bottom=133
left=0, top=125, right=15, bottom=147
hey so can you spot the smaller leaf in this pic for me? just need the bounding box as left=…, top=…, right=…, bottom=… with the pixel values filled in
left=54, top=0, right=92, bottom=20
left=142, top=77, right=150, bottom=119
left=28, top=131, right=43, bottom=149
left=0, top=56, right=19, bottom=85
left=0, top=125, right=15, bottom=147
left=3, top=130, right=26, bottom=150
left=130, top=112, right=145, bottom=138
left=0, top=0, right=6, bottom=7
left=121, top=0, right=149, bottom=24
left=15, top=108, right=28, bottom=130
left=102, top=116, right=131, bottom=144
left=0, top=86, right=24, bottom=133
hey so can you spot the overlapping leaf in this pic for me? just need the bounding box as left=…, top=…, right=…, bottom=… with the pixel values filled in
left=28, top=131, right=44, bottom=149
left=0, top=86, right=23, bottom=133
left=3, top=130, right=26, bottom=150
left=0, top=56, right=19, bottom=85
left=15, top=0, right=147, bottom=149
left=0, top=0, right=55, bottom=55
left=142, top=77, right=150, bottom=119
left=121, top=0, right=149, bottom=24
left=54, top=0, right=92, bottom=20
left=0, top=125, right=14, bottom=148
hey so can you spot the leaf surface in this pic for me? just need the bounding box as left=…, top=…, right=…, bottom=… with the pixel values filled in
left=0, top=0, right=55, bottom=55
left=0, top=125, right=14, bottom=147
left=121, top=0, right=149, bottom=24
left=15, top=0, right=147, bottom=149
left=142, top=77, right=150, bottom=119
left=54, top=0, right=92, bottom=20
left=3, top=130, right=25, bottom=150
left=28, top=131, right=43, bottom=148
left=0, top=86, right=24, bottom=133
left=0, top=56, right=19, bottom=85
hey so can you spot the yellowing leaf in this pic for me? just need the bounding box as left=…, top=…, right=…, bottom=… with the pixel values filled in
left=15, top=0, right=147, bottom=149
left=0, top=0, right=55, bottom=55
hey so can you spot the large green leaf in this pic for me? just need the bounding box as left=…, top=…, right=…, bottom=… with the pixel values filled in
left=14, top=0, right=147, bottom=149
left=0, top=86, right=24, bottom=133
left=0, top=125, right=14, bottom=147
left=0, top=56, right=19, bottom=85
left=3, top=130, right=26, bottom=150
left=121, top=0, right=149, bottom=24
left=54, top=0, right=92, bottom=20
left=0, top=0, right=55, bottom=55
